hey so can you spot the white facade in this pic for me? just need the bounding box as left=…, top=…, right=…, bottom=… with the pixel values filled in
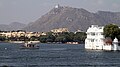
left=85, top=25, right=120, bottom=51
left=85, top=25, right=104, bottom=50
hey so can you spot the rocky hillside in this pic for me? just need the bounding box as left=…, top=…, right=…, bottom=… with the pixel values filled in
left=0, top=22, right=26, bottom=31
left=24, top=5, right=120, bottom=32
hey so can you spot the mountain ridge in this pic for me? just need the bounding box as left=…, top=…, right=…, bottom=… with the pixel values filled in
left=0, top=22, right=26, bottom=31
left=24, top=5, right=120, bottom=32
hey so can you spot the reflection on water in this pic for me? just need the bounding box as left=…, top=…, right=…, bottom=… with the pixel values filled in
left=0, top=43, right=120, bottom=67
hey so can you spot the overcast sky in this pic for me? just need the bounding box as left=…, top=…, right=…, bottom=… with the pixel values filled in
left=0, top=0, right=120, bottom=24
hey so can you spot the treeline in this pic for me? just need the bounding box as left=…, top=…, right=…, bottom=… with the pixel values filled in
left=0, top=32, right=86, bottom=43
left=39, top=32, right=86, bottom=43
left=0, top=36, right=39, bottom=42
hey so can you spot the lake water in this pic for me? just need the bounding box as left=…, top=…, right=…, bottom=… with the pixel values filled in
left=0, top=43, right=120, bottom=67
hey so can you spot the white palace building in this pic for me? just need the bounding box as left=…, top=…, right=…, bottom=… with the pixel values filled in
left=85, top=25, right=120, bottom=51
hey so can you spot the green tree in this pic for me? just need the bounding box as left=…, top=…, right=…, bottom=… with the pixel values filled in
left=0, top=36, right=6, bottom=41
left=104, top=24, right=120, bottom=40
left=116, top=30, right=120, bottom=41
left=46, top=32, right=55, bottom=42
left=55, top=36, right=65, bottom=42
left=18, top=36, right=25, bottom=41
left=9, top=36, right=18, bottom=41
left=74, top=32, right=86, bottom=43
left=56, top=32, right=74, bottom=42
left=30, top=36, right=39, bottom=41
left=39, top=35, right=47, bottom=43
left=39, top=32, right=55, bottom=43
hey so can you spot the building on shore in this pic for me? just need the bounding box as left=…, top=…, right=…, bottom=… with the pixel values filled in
left=66, top=42, right=79, bottom=44
left=0, top=30, right=46, bottom=38
left=85, top=25, right=120, bottom=51
left=51, top=28, right=69, bottom=33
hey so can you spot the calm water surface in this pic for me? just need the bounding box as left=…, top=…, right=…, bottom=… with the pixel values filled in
left=0, top=43, right=120, bottom=67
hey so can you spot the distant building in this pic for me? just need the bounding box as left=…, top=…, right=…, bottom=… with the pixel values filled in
left=55, top=4, right=60, bottom=8
left=51, top=28, right=69, bottom=33
left=66, top=42, right=79, bottom=44
left=0, top=31, right=45, bottom=38
left=85, top=25, right=120, bottom=51
left=74, top=29, right=84, bottom=34
left=0, top=31, right=12, bottom=37
left=41, top=32, right=47, bottom=36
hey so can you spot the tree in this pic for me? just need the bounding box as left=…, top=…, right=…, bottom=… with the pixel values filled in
left=55, top=36, right=65, bottom=42
left=39, top=31, right=87, bottom=43
left=30, top=36, right=39, bottom=41
left=0, top=36, right=6, bottom=41
left=46, top=32, right=55, bottom=42
left=56, top=32, right=74, bottom=42
left=104, top=24, right=120, bottom=40
left=117, top=35, right=120, bottom=41
left=74, top=32, right=86, bottom=43
left=39, top=35, right=47, bottom=43
left=39, top=32, right=55, bottom=43
left=9, top=36, right=18, bottom=41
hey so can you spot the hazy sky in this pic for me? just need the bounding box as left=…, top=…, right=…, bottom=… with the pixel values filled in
left=0, top=0, right=120, bottom=24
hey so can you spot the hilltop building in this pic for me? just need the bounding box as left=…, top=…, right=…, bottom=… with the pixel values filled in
left=85, top=25, right=120, bottom=51
left=55, top=4, right=60, bottom=8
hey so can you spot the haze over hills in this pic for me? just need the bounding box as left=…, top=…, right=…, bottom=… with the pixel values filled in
left=24, top=5, right=120, bottom=32
left=1, top=5, right=120, bottom=32
left=0, top=22, right=26, bottom=31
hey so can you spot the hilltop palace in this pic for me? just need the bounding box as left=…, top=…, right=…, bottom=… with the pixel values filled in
left=85, top=25, right=120, bottom=51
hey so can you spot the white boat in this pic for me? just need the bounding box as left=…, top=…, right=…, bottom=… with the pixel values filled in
left=21, top=41, right=39, bottom=49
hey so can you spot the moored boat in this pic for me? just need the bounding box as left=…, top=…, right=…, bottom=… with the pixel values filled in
left=21, top=41, right=39, bottom=49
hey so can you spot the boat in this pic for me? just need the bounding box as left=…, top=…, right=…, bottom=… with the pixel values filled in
left=21, top=41, right=39, bottom=49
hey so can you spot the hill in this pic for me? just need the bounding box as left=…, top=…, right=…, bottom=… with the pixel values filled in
left=0, top=22, right=26, bottom=31
left=22, top=5, right=120, bottom=32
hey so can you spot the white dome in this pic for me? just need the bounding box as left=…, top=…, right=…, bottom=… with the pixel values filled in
left=113, top=37, right=118, bottom=43
left=55, top=4, right=60, bottom=8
